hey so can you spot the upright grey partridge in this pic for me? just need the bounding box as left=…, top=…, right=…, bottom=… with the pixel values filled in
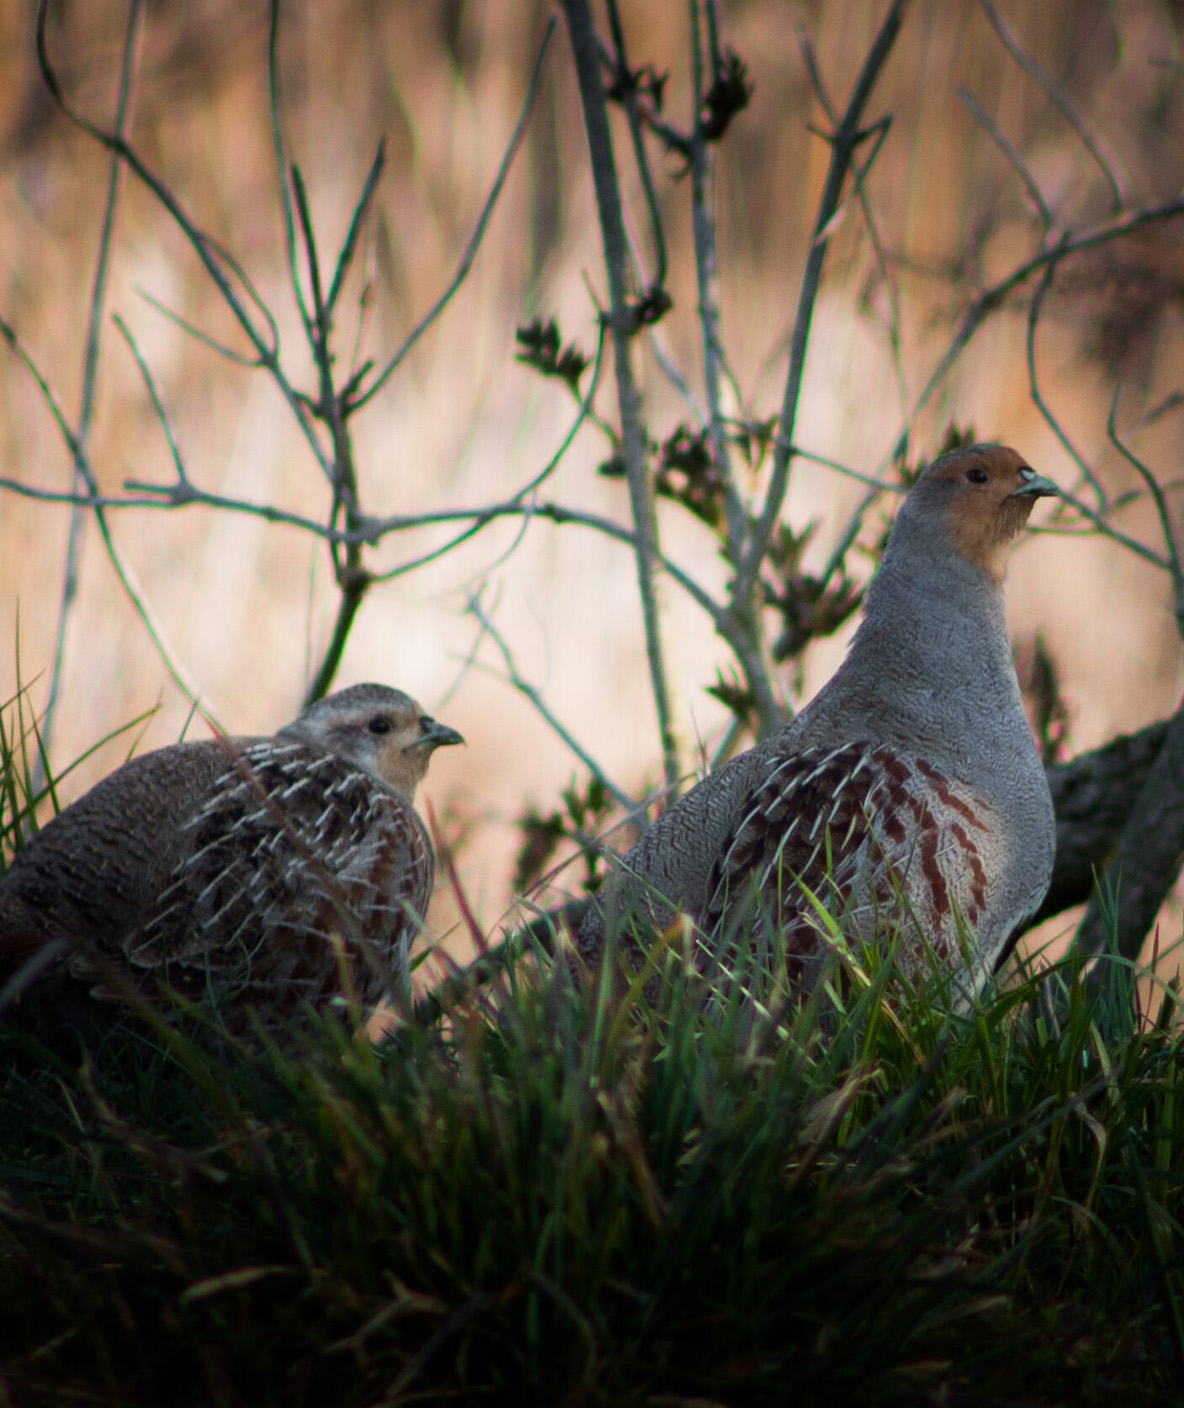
left=0, top=683, right=463, bottom=1037
left=579, top=444, right=1058, bottom=1009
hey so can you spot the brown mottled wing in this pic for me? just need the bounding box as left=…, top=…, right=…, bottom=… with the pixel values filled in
left=0, top=742, right=233, bottom=967
left=128, top=740, right=434, bottom=1018
left=702, top=741, right=993, bottom=989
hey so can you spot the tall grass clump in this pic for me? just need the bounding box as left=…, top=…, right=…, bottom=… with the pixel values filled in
left=1, top=895, right=1181, bottom=1406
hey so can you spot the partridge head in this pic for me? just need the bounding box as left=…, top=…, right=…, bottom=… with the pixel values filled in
left=0, top=682, right=463, bottom=1040
left=580, top=443, right=1058, bottom=1012
left=888, top=442, right=1056, bottom=583
left=287, top=683, right=464, bottom=802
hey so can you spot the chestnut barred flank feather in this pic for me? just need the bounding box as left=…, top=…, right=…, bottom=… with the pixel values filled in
left=702, top=741, right=997, bottom=995
left=0, top=683, right=462, bottom=1039
left=581, top=444, right=1059, bottom=1010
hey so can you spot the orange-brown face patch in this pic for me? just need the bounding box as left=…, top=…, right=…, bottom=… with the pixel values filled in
left=928, top=446, right=1043, bottom=584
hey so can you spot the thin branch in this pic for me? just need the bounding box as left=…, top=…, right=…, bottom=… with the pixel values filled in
left=979, top=0, right=1125, bottom=214
left=956, top=85, right=1053, bottom=237
left=353, top=17, right=556, bottom=411
left=602, top=1, right=669, bottom=288
left=467, top=590, right=638, bottom=818
left=784, top=440, right=901, bottom=494
left=303, top=575, right=368, bottom=706
left=647, top=325, right=708, bottom=427
left=293, top=155, right=370, bottom=705
left=561, top=0, right=679, bottom=793
left=1024, top=244, right=1108, bottom=507
left=326, top=142, right=386, bottom=320
left=797, top=31, right=907, bottom=434
left=690, top=0, right=746, bottom=565
left=821, top=194, right=1184, bottom=588
left=0, top=488, right=739, bottom=695
left=1022, top=286, right=1169, bottom=566
left=291, top=163, right=328, bottom=365
left=737, top=0, right=909, bottom=609
left=371, top=324, right=611, bottom=582
left=134, top=287, right=264, bottom=368
left=913, top=202, right=1184, bottom=434
left=36, top=0, right=330, bottom=479
left=266, top=0, right=310, bottom=331
left=795, top=22, right=839, bottom=126
left=1106, top=388, right=1184, bottom=640
left=685, top=0, right=782, bottom=739
left=38, top=0, right=144, bottom=776
left=113, top=315, right=189, bottom=485
left=842, top=111, right=908, bottom=426
left=0, top=318, right=207, bottom=719
left=1024, top=256, right=1171, bottom=568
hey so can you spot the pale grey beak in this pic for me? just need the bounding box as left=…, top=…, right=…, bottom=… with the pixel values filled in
left=1010, top=472, right=1059, bottom=499
left=411, top=718, right=465, bottom=751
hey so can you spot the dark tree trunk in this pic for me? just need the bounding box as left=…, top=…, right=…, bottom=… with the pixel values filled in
left=1068, top=703, right=1184, bottom=964
left=1032, top=716, right=1171, bottom=932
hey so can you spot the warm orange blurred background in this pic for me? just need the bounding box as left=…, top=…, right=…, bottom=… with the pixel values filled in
left=2, top=1, right=1182, bottom=976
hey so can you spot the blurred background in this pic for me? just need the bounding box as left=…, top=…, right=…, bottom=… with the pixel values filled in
left=2, top=0, right=1182, bottom=968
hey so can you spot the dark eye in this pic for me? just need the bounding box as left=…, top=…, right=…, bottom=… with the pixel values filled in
left=967, top=467, right=989, bottom=485
left=368, top=716, right=393, bottom=736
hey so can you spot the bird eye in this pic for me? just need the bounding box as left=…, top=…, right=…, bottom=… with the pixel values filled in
left=967, top=467, right=989, bottom=485
left=368, top=716, right=394, bottom=736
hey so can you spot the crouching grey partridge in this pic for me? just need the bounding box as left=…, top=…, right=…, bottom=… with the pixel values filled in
left=0, top=683, right=462, bottom=1038
left=579, top=444, right=1058, bottom=1010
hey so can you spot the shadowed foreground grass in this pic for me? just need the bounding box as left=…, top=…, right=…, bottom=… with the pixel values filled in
left=0, top=929, right=1181, bottom=1408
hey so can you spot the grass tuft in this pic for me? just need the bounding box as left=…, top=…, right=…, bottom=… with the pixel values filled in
left=1, top=698, right=1181, bottom=1406
left=1, top=935, right=1182, bottom=1406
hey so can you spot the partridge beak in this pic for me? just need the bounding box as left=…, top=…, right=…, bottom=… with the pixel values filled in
left=1009, top=472, right=1059, bottom=500
left=412, top=719, right=465, bottom=751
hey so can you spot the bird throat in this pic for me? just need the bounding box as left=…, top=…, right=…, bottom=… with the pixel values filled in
left=945, top=494, right=1034, bottom=586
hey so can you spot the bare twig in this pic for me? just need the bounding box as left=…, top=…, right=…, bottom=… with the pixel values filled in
left=266, top=0, right=310, bottom=333
left=956, top=85, right=1053, bottom=237
left=134, top=287, right=263, bottom=368
left=326, top=144, right=385, bottom=321
left=689, top=2, right=746, bottom=566
left=38, top=0, right=144, bottom=776
left=466, top=590, right=639, bottom=819
left=353, top=18, right=556, bottom=411
left=978, top=0, right=1126, bottom=213
left=1022, top=258, right=1173, bottom=573
left=909, top=199, right=1184, bottom=440
left=685, top=0, right=780, bottom=736
left=796, top=12, right=912, bottom=444
left=821, top=194, right=1184, bottom=590
left=738, top=0, right=909, bottom=611
left=113, top=316, right=188, bottom=486
left=1106, top=389, right=1184, bottom=640
left=602, top=0, right=669, bottom=288
left=289, top=159, right=368, bottom=705
left=1024, top=244, right=1107, bottom=506
left=561, top=0, right=679, bottom=794
left=36, top=0, right=331, bottom=479
left=18, top=4, right=205, bottom=724
left=371, top=323, right=610, bottom=583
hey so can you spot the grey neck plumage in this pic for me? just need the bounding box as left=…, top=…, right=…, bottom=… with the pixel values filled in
left=800, top=508, right=1031, bottom=778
